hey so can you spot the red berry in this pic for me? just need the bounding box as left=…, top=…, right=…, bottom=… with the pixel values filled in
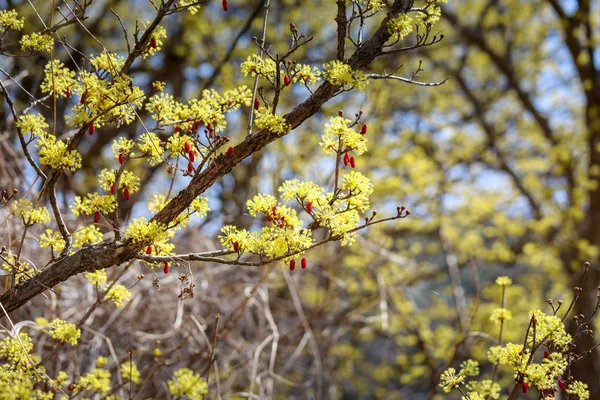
left=361, top=124, right=367, bottom=135
left=163, top=262, right=169, bottom=274
left=68, top=382, right=74, bottom=391
left=80, top=90, right=87, bottom=104
left=189, top=151, right=195, bottom=162
left=289, top=259, right=295, bottom=271
left=284, top=75, right=291, bottom=86
left=194, top=121, right=201, bottom=131
left=118, top=153, right=125, bottom=165
left=350, top=156, right=356, bottom=168
left=187, top=161, right=194, bottom=174
left=266, top=214, right=272, bottom=222
left=254, top=99, right=260, bottom=110
left=151, top=38, right=157, bottom=49
left=558, top=379, right=567, bottom=390
left=175, top=126, right=180, bottom=133
left=146, top=246, right=152, bottom=255
left=544, top=350, right=550, bottom=359
left=301, top=257, right=307, bottom=269
left=225, top=146, right=234, bottom=158
left=343, top=152, right=350, bottom=166
left=233, top=241, right=240, bottom=252
left=110, top=184, right=115, bottom=194
left=222, top=0, right=228, bottom=11
left=306, top=201, right=313, bottom=214
left=272, top=205, right=278, bottom=215
left=123, top=187, right=130, bottom=200
left=65, top=87, right=71, bottom=98
left=184, top=141, right=191, bottom=154
left=93, top=211, right=100, bottom=224
left=521, top=382, right=529, bottom=393
left=88, top=124, right=95, bottom=136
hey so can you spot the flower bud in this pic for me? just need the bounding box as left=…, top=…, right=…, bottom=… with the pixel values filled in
left=306, top=201, right=313, bottom=214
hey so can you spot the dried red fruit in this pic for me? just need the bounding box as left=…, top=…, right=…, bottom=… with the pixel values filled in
left=222, top=0, right=228, bottom=11
left=284, top=75, right=291, bottom=86
left=343, top=152, right=350, bottom=166
left=194, top=121, right=201, bottom=131
left=146, top=246, right=152, bottom=255
left=350, top=156, right=356, bottom=168
left=123, top=187, right=130, bottom=200
left=151, top=38, right=157, bottom=49
left=163, top=262, right=169, bottom=274
left=225, top=146, right=234, bottom=158
left=80, top=90, right=87, bottom=104
left=558, top=379, right=567, bottom=390
left=110, top=184, right=115, bottom=194
left=93, top=211, right=100, bottom=224
left=306, top=201, right=313, bottom=214
left=272, top=205, right=278, bottom=215
left=118, top=153, right=125, bottom=165
left=65, top=87, right=71, bottom=98
left=233, top=241, right=240, bottom=252
left=184, top=141, right=191, bottom=154
left=88, top=124, right=95, bottom=136
left=189, top=151, right=195, bottom=162
left=301, top=257, right=307, bottom=269
left=266, top=214, right=272, bottom=222
left=175, top=126, right=180, bottom=133
left=68, top=382, right=74, bottom=391
left=254, top=99, right=260, bottom=110
left=289, top=259, right=295, bottom=271
left=187, top=161, right=194, bottom=174
left=521, top=382, right=529, bottom=393
left=544, top=350, right=550, bottom=359
left=361, top=123, right=367, bottom=135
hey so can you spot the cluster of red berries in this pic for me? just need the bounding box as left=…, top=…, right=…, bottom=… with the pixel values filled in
left=289, top=257, right=307, bottom=271
left=342, top=123, right=367, bottom=169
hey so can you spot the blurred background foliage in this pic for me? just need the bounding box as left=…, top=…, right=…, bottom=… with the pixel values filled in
left=1, top=0, right=600, bottom=398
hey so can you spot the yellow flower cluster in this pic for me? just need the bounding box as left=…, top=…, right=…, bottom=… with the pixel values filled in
left=76, top=367, right=111, bottom=395
left=241, top=54, right=278, bottom=82
left=72, top=225, right=104, bottom=249
left=90, top=52, right=125, bottom=75
left=528, top=309, right=572, bottom=351
left=566, top=381, right=590, bottom=400
left=138, top=132, right=165, bottom=165
left=49, top=319, right=81, bottom=346
left=0, top=9, right=24, bottom=31
left=1, top=253, right=36, bottom=285
left=99, top=168, right=140, bottom=193
left=489, top=307, right=513, bottom=324
left=105, top=284, right=132, bottom=307
left=388, top=14, right=413, bottom=40
left=143, top=23, right=167, bottom=58
left=20, top=32, right=54, bottom=52
left=179, top=0, right=201, bottom=14
left=85, top=270, right=107, bottom=286
left=71, top=193, right=117, bottom=217
left=342, top=171, right=374, bottom=212
left=67, top=71, right=144, bottom=129
left=292, top=64, right=321, bottom=85
left=36, top=131, right=82, bottom=171
left=495, top=276, right=512, bottom=286
left=319, top=116, right=368, bottom=155
left=121, top=360, right=141, bottom=384
left=16, top=113, right=48, bottom=137
left=254, top=107, right=291, bottom=135
left=168, top=368, right=208, bottom=398
left=0, top=333, right=33, bottom=365
left=322, top=61, right=368, bottom=91
left=40, top=60, right=76, bottom=98
left=12, top=199, right=51, bottom=225
left=39, top=229, right=66, bottom=254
